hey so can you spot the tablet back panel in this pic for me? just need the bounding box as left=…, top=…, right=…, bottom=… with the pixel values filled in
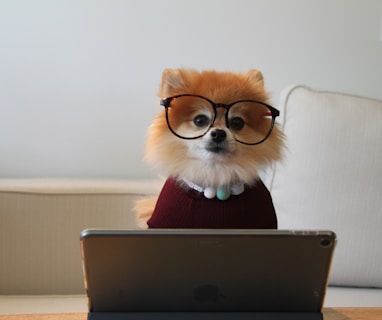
left=80, top=229, right=335, bottom=314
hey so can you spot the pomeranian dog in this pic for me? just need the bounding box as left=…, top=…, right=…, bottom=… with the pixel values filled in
left=135, top=69, right=284, bottom=229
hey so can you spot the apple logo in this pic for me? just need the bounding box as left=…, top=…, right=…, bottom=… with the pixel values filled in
left=194, top=284, right=225, bottom=303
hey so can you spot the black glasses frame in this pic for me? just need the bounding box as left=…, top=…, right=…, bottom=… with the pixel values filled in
left=160, top=94, right=280, bottom=145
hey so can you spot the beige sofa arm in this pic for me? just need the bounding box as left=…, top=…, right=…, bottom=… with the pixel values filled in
left=0, top=179, right=161, bottom=295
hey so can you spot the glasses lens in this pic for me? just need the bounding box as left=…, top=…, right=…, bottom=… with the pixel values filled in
left=227, top=101, right=275, bottom=144
left=166, top=96, right=214, bottom=139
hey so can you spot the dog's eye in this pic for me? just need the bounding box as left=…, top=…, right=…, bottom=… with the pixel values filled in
left=194, top=115, right=210, bottom=128
left=229, top=117, right=245, bottom=130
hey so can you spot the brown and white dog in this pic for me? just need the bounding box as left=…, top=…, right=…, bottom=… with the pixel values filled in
left=135, top=69, right=284, bottom=229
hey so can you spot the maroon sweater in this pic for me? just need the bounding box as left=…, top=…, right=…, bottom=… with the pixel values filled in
left=147, top=178, right=277, bottom=229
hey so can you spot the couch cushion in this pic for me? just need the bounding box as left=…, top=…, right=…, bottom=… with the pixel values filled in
left=0, top=179, right=162, bottom=295
left=0, top=178, right=163, bottom=194
left=269, top=85, right=382, bottom=288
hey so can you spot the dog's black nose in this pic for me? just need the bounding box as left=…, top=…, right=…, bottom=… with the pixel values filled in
left=210, top=129, right=226, bottom=143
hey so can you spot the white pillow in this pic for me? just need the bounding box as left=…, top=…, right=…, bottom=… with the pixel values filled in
left=269, top=85, right=382, bottom=288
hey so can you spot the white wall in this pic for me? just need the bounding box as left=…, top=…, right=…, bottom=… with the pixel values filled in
left=1, top=0, right=381, bottom=179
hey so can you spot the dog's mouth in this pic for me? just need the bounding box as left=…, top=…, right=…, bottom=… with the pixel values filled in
left=205, top=142, right=228, bottom=154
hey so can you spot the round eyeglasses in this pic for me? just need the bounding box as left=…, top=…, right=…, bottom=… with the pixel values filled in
left=160, top=94, right=280, bottom=145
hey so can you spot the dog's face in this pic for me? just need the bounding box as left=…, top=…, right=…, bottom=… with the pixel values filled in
left=145, top=69, right=284, bottom=187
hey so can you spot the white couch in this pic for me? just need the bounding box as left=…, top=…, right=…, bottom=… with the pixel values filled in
left=1, top=85, right=381, bottom=314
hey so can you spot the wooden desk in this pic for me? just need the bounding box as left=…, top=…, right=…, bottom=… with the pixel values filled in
left=324, top=308, right=382, bottom=319
left=0, top=308, right=381, bottom=320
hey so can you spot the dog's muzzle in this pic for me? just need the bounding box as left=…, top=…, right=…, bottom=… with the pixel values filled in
left=210, top=129, right=226, bottom=143
left=206, top=129, right=228, bottom=153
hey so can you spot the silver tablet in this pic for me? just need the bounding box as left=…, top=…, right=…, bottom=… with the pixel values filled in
left=80, top=229, right=336, bottom=320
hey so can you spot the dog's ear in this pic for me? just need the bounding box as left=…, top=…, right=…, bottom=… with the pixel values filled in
left=160, top=69, right=187, bottom=97
left=247, top=69, right=264, bottom=86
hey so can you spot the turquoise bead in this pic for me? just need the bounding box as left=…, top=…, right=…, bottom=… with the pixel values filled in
left=216, top=186, right=231, bottom=200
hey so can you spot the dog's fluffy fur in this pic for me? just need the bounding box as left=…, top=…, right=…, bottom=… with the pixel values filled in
left=135, top=69, right=284, bottom=227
